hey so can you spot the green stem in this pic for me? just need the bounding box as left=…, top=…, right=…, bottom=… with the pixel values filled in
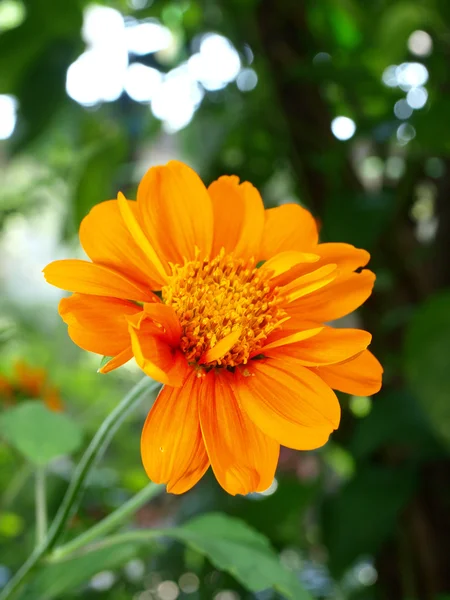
left=1, top=464, right=31, bottom=509
left=49, top=481, right=163, bottom=562
left=0, top=376, right=159, bottom=600
left=35, top=468, right=47, bottom=547
left=46, top=377, right=158, bottom=551
left=55, top=529, right=165, bottom=557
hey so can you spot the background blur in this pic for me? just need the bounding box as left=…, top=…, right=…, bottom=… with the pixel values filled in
left=1, top=0, right=450, bottom=598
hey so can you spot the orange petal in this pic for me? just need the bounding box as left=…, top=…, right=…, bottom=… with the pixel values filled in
left=314, top=243, right=370, bottom=272
left=117, top=192, right=168, bottom=283
left=259, top=203, right=319, bottom=259
left=59, top=293, right=141, bottom=356
left=129, top=318, right=188, bottom=387
left=287, top=269, right=376, bottom=322
left=98, top=347, right=134, bottom=374
left=280, top=264, right=338, bottom=302
left=269, top=243, right=369, bottom=284
left=266, top=327, right=372, bottom=366
left=140, top=372, right=209, bottom=494
left=137, top=161, right=213, bottom=264
left=199, top=370, right=279, bottom=495
left=258, top=326, right=324, bottom=353
left=142, top=303, right=182, bottom=346
left=201, top=328, right=242, bottom=364
left=209, top=176, right=265, bottom=260
left=312, top=350, right=383, bottom=396
left=44, top=260, right=156, bottom=302
left=260, top=250, right=320, bottom=286
left=79, top=199, right=165, bottom=290
left=232, top=355, right=340, bottom=450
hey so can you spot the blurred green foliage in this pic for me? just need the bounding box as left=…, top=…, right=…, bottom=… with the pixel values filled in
left=1, top=0, right=450, bottom=598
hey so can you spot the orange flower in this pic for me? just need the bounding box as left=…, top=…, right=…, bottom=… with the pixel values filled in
left=43, top=161, right=382, bottom=495
left=0, top=360, right=63, bottom=412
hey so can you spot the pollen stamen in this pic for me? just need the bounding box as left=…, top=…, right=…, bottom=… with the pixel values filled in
left=161, top=249, right=286, bottom=368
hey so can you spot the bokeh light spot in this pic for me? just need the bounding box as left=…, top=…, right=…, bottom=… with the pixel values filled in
left=0, top=95, right=17, bottom=140
left=188, top=33, right=241, bottom=91
left=90, top=570, right=116, bottom=591
left=313, top=52, right=331, bottom=64
left=397, top=123, right=416, bottom=144
left=125, top=20, right=172, bottom=55
left=331, top=116, right=356, bottom=140
left=125, top=63, right=162, bottom=102
left=349, top=395, right=372, bottom=418
left=385, top=156, right=405, bottom=180
left=236, top=68, right=258, bottom=92
left=0, top=0, right=25, bottom=31
left=179, top=572, right=200, bottom=594
left=406, top=86, right=428, bottom=109
left=396, top=62, right=428, bottom=90
left=408, top=30, right=433, bottom=57
left=394, top=99, right=413, bottom=120
left=157, top=580, right=179, bottom=600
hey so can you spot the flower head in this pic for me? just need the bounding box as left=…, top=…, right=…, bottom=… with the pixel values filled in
left=0, top=360, right=63, bottom=412
left=44, top=161, right=382, bottom=495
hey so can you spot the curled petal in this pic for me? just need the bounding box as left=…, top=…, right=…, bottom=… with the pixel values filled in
left=129, top=317, right=188, bottom=387
left=59, top=293, right=141, bottom=357
left=287, top=269, right=376, bottom=321
left=314, top=242, right=370, bottom=272
left=267, top=327, right=372, bottom=366
left=280, top=264, right=338, bottom=302
left=312, top=350, right=383, bottom=396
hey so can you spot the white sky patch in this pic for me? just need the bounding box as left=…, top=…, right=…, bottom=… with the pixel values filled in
left=151, top=65, right=204, bottom=132
left=66, top=48, right=127, bottom=105
left=188, top=33, right=241, bottom=91
left=66, top=8, right=245, bottom=131
left=125, top=20, right=172, bottom=55
left=67, top=5, right=128, bottom=106
left=124, top=63, right=163, bottom=103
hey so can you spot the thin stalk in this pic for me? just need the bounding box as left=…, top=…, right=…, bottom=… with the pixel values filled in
left=34, top=468, right=47, bottom=547
left=49, top=481, right=163, bottom=561
left=54, top=529, right=165, bottom=557
left=1, top=464, right=31, bottom=509
left=0, top=376, right=159, bottom=600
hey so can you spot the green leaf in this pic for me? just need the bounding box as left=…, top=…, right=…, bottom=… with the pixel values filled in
left=323, top=466, right=417, bottom=575
left=0, top=402, right=83, bottom=465
left=404, top=291, right=450, bottom=448
left=167, top=513, right=311, bottom=599
left=24, top=541, right=157, bottom=600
